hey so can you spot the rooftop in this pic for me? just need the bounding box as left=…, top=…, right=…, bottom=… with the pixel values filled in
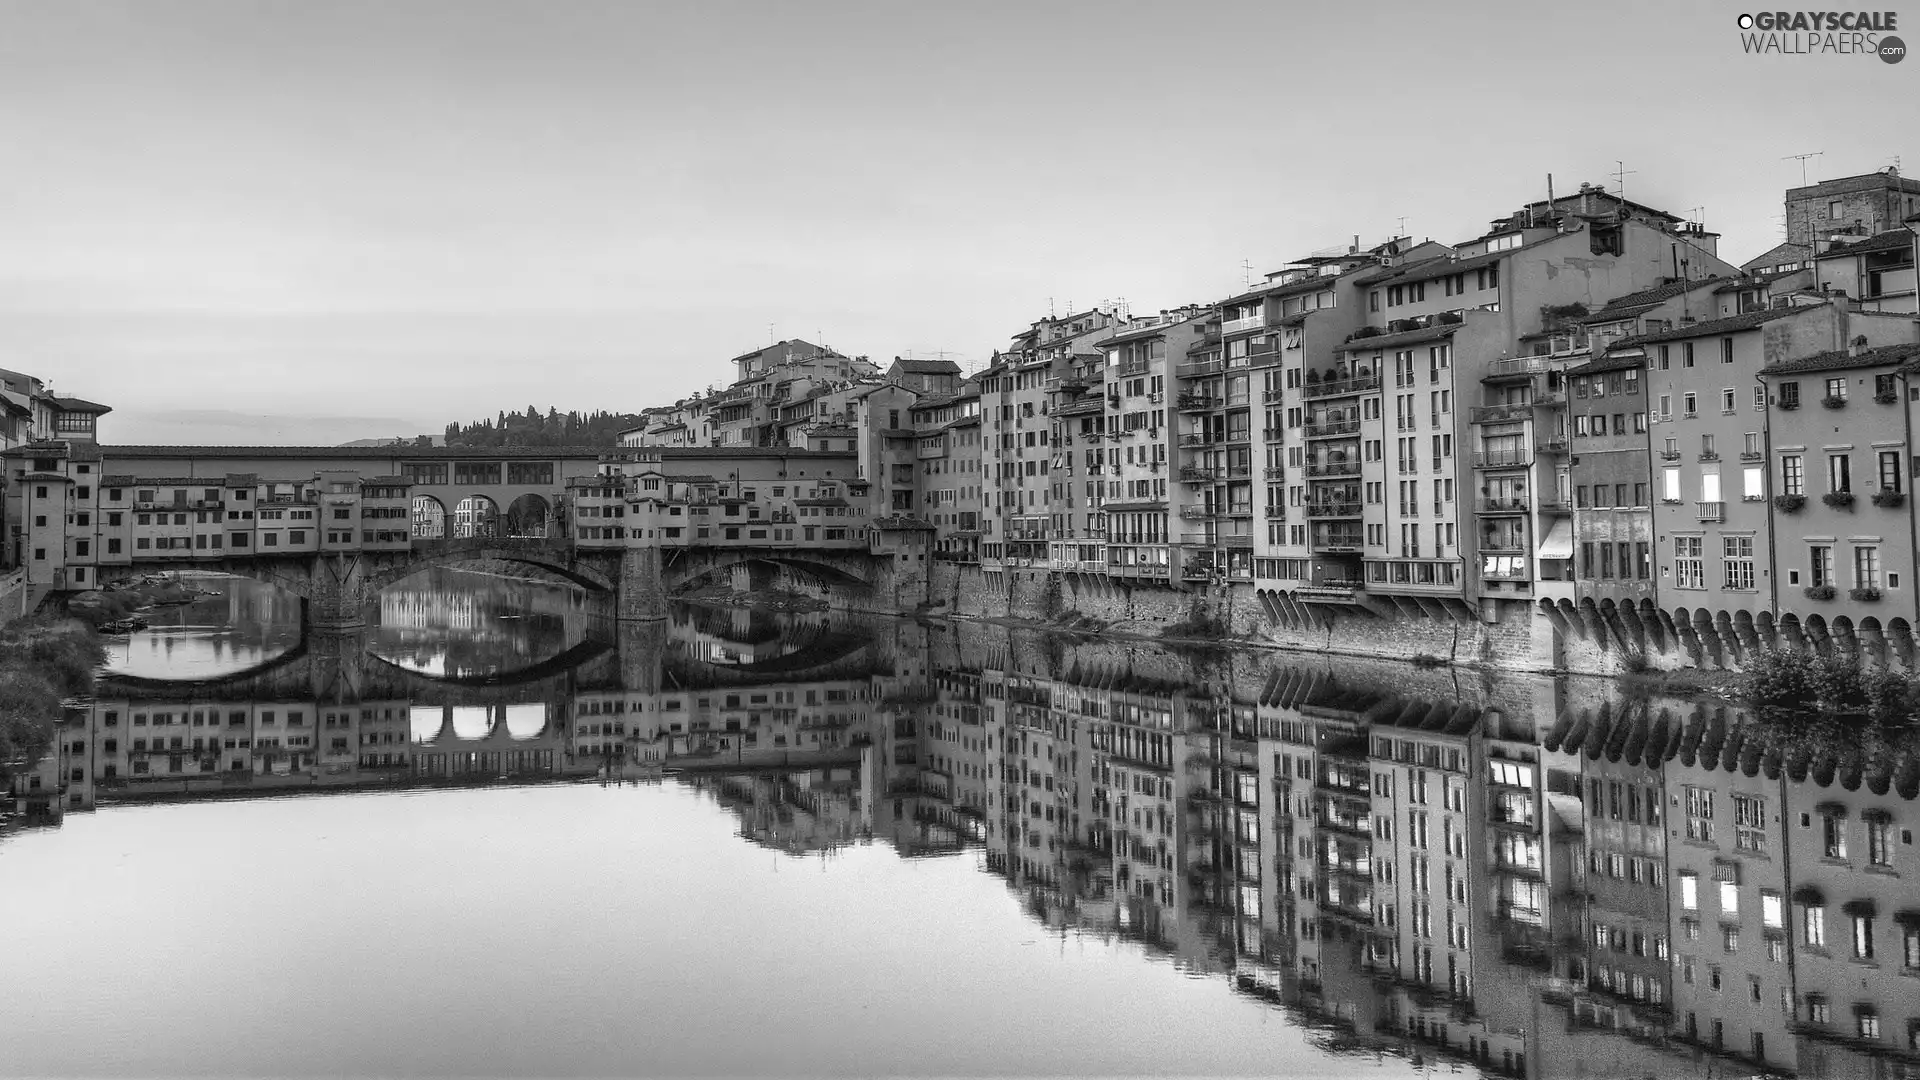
left=1579, top=276, right=1726, bottom=323
left=1817, top=229, right=1918, bottom=258
left=1762, top=341, right=1920, bottom=377
left=1611, top=306, right=1812, bottom=347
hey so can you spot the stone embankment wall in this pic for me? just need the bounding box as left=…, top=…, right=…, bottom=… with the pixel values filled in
left=922, top=562, right=1888, bottom=677
left=0, top=569, right=41, bottom=628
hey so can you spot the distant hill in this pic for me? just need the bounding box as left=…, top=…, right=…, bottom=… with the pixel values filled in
left=444, top=407, right=647, bottom=448
left=338, top=435, right=442, bottom=447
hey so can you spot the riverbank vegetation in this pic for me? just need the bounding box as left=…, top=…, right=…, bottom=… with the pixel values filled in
left=0, top=617, right=104, bottom=776
left=1742, top=648, right=1918, bottom=728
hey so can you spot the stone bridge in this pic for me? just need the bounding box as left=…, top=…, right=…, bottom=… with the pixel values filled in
left=115, top=538, right=904, bottom=628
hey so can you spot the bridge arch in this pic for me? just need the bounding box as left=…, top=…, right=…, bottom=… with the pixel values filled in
left=454, top=495, right=500, bottom=539
left=505, top=494, right=553, bottom=538
left=412, top=495, right=448, bottom=540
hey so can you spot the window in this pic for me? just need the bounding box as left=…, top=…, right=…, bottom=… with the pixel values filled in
left=1720, top=337, right=1734, bottom=364
left=1856, top=546, right=1881, bottom=590
left=1679, top=871, right=1699, bottom=911
left=1721, top=388, right=1736, bottom=413
left=1683, top=342, right=1696, bottom=368
left=1827, top=377, right=1848, bottom=403
left=1781, top=455, right=1803, bottom=495
left=1858, top=1008, right=1880, bottom=1040
left=1744, top=466, right=1764, bottom=499
left=1830, top=453, right=1851, bottom=492
left=1762, top=891, right=1784, bottom=929
left=1806, top=905, right=1827, bottom=947
left=1811, top=545, right=1834, bottom=589
left=1880, top=450, right=1903, bottom=493
left=1824, top=813, right=1847, bottom=858
left=1683, top=392, right=1698, bottom=417
left=1854, top=915, right=1875, bottom=960
left=1664, top=466, right=1681, bottom=502
left=1867, top=817, right=1892, bottom=866
left=1720, top=880, right=1740, bottom=918
left=1724, top=536, right=1755, bottom=590
left=1674, top=536, right=1704, bottom=590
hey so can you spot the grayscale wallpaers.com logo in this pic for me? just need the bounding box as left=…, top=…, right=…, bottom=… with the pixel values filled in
left=1736, top=11, right=1905, bottom=61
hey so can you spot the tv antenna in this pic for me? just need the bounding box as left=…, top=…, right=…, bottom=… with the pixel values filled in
left=1782, top=151, right=1823, bottom=187
left=1240, top=259, right=1254, bottom=289
left=1610, top=160, right=1637, bottom=203
left=1395, top=216, right=1409, bottom=237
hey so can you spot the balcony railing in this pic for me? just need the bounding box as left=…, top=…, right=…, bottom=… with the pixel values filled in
left=1303, top=374, right=1383, bottom=400
left=1537, top=498, right=1573, bottom=515
left=1535, top=435, right=1570, bottom=454
left=1262, top=389, right=1284, bottom=403
left=1479, top=497, right=1531, bottom=514
left=1739, top=450, right=1765, bottom=462
left=1697, top=501, right=1725, bottom=522
left=1178, top=467, right=1220, bottom=483
left=1225, top=464, right=1253, bottom=479
left=1469, top=402, right=1536, bottom=424
left=1178, top=433, right=1219, bottom=448
left=1176, top=359, right=1225, bottom=380
left=1179, top=506, right=1219, bottom=520
left=1305, top=418, right=1361, bottom=438
left=1177, top=393, right=1221, bottom=412
left=1309, top=532, right=1364, bottom=552
left=1264, top=506, right=1286, bottom=519
left=1482, top=356, right=1550, bottom=380
left=1221, top=314, right=1265, bottom=336
left=1306, top=461, right=1361, bottom=478
left=1305, top=501, right=1362, bottom=519
left=1264, top=466, right=1286, bottom=480
left=1472, top=449, right=1532, bottom=468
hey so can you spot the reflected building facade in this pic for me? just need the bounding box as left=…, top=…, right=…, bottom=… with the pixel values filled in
left=12, top=605, right=1920, bottom=1080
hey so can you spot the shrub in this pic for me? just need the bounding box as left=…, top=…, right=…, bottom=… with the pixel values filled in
left=1804, top=584, right=1836, bottom=600
left=1864, top=669, right=1919, bottom=728
left=1809, top=652, right=1868, bottom=711
left=1872, top=490, right=1905, bottom=508
left=1822, top=491, right=1855, bottom=509
left=1744, top=648, right=1816, bottom=711
left=1773, top=494, right=1807, bottom=512
left=1876, top=391, right=1900, bottom=405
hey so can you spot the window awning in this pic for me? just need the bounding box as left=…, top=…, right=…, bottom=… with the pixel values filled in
left=1892, top=909, right=1920, bottom=928
left=1815, top=801, right=1848, bottom=818
left=1537, top=519, right=1574, bottom=560
left=1841, top=898, right=1878, bottom=918
left=1861, top=808, right=1893, bottom=824
left=1791, top=885, right=1825, bottom=906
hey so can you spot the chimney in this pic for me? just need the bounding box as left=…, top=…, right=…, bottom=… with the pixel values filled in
left=1351, top=234, right=1359, bottom=253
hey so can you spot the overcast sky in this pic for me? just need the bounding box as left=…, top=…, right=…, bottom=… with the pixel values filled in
left=1, top=0, right=1913, bottom=444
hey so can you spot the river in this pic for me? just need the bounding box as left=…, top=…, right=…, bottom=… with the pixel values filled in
left=2, top=568, right=1914, bottom=1079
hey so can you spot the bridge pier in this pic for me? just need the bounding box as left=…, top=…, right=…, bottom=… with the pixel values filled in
left=617, top=547, right=667, bottom=622
left=304, top=553, right=374, bottom=631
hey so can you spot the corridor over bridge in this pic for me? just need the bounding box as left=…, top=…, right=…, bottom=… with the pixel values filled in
left=5, top=441, right=933, bottom=624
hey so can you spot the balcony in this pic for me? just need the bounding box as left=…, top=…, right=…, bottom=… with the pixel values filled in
left=1472, top=449, right=1532, bottom=469
left=1305, top=501, right=1362, bottom=519
left=1739, top=450, right=1765, bottom=462
left=1309, top=532, right=1365, bottom=553
left=1176, top=359, right=1225, bottom=380
left=1225, top=464, right=1253, bottom=480
left=1264, top=506, right=1286, bottom=520
left=1305, top=461, right=1361, bottom=478
left=1178, top=433, right=1218, bottom=448
left=1697, top=501, right=1725, bottom=522
left=1482, top=356, right=1550, bottom=381
left=1223, top=534, right=1254, bottom=548
left=1302, top=373, right=1383, bottom=400
left=1179, top=506, right=1219, bottom=521
left=1304, top=417, right=1361, bottom=438
left=1469, top=402, right=1536, bottom=424
left=1535, top=434, right=1570, bottom=454
left=1659, top=449, right=1682, bottom=461
left=1177, top=393, right=1221, bottom=412
left=1537, top=498, right=1573, bottom=515
left=1479, top=496, right=1530, bottom=514
left=1264, top=466, right=1286, bottom=480
left=1178, top=467, right=1220, bottom=484
left=1221, top=313, right=1265, bottom=336
left=1698, top=451, right=1721, bottom=463
left=1262, top=388, right=1284, bottom=404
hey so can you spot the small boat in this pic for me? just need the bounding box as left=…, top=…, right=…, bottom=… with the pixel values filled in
left=100, top=618, right=148, bottom=635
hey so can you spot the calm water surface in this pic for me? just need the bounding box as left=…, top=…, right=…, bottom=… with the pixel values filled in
left=6, top=569, right=1915, bottom=1079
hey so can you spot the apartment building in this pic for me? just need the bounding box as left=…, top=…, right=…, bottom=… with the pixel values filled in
left=1047, top=353, right=1110, bottom=574
left=908, top=384, right=982, bottom=562
left=978, top=306, right=1132, bottom=576
left=1813, top=228, right=1919, bottom=314
left=1099, top=313, right=1198, bottom=584
left=1760, top=338, right=1920, bottom=643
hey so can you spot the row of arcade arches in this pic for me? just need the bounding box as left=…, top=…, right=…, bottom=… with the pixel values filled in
left=1540, top=596, right=1920, bottom=672
left=408, top=494, right=554, bottom=540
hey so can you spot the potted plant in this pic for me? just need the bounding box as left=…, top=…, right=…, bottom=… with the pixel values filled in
left=1775, top=397, right=1799, bottom=410
left=1822, top=395, right=1847, bottom=409
left=1822, top=491, right=1855, bottom=509
left=1773, top=494, right=1807, bottom=512
left=1872, top=490, right=1906, bottom=508
left=1850, top=586, right=1883, bottom=602
left=1804, top=584, right=1836, bottom=601
left=1305, top=368, right=1321, bottom=383
left=1876, top=390, right=1900, bottom=405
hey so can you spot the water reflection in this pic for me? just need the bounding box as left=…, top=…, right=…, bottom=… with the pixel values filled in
left=369, top=567, right=597, bottom=678
left=100, top=572, right=302, bottom=680
left=10, top=588, right=1920, bottom=1079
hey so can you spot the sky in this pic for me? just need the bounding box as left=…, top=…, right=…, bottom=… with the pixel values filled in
left=1, top=0, right=1915, bottom=444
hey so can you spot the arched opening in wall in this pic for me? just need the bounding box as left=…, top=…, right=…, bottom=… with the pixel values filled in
left=455, top=496, right=500, bottom=539
left=412, top=495, right=448, bottom=540
left=1804, top=614, right=1832, bottom=656
left=1857, top=616, right=1885, bottom=669
left=1831, top=615, right=1857, bottom=663
left=1778, top=613, right=1804, bottom=653
left=1889, top=617, right=1915, bottom=670
left=505, top=494, right=552, bottom=538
